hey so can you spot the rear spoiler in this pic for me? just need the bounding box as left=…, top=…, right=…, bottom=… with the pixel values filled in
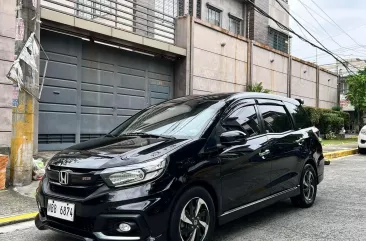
left=295, top=98, right=304, bottom=105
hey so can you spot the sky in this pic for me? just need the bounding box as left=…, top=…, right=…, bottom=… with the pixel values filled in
left=288, top=0, right=366, bottom=70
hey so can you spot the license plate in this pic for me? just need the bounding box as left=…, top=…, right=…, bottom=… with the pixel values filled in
left=47, top=199, right=75, bottom=222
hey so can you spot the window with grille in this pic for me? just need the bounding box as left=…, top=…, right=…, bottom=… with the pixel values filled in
left=196, top=0, right=202, bottom=19
left=229, top=16, right=241, bottom=35
left=77, top=0, right=112, bottom=19
left=155, top=0, right=179, bottom=23
left=269, top=28, right=289, bottom=53
left=207, top=5, right=221, bottom=26
left=94, top=0, right=112, bottom=17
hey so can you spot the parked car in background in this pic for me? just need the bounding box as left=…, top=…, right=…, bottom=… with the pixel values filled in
left=358, top=126, right=366, bottom=153
left=35, top=93, right=324, bottom=241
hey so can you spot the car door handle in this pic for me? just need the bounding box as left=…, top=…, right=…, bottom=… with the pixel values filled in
left=296, top=138, right=306, bottom=145
left=259, top=149, right=270, bottom=158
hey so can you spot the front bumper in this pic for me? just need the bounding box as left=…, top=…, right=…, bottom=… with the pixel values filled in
left=358, top=135, right=366, bottom=148
left=35, top=176, right=173, bottom=241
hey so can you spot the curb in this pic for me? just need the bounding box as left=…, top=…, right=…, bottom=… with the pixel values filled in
left=0, top=212, right=38, bottom=227
left=324, top=149, right=358, bottom=161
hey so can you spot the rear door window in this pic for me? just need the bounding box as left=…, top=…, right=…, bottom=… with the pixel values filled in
left=258, top=105, right=293, bottom=133
left=285, top=102, right=312, bottom=130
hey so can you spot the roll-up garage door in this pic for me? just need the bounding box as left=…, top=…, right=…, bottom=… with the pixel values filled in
left=39, top=30, right=173, bottom=151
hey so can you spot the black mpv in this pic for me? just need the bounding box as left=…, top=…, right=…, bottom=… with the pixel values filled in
left=35, top=93, right=324, bottom=241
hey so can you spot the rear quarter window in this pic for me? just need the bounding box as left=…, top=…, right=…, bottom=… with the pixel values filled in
left=285, top=102, right=312, bottom=130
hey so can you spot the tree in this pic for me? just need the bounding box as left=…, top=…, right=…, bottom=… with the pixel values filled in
left=247, top=82, right=271, bottom=93
left=346, top=68, right=366, bottom=131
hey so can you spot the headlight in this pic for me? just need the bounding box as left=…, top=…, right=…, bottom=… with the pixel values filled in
left=100, top=157, right=166, bottom=187
left=361, top=129, right=366, bottom=135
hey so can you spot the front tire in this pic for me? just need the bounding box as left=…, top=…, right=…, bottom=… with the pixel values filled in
left=359, top=147, right=365, bottom=154
left=291, top=164, right=317, bottom=208
left=169, top=186, right=216, bottom=241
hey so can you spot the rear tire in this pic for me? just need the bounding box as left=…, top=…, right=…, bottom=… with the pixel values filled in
left=291, top=164, right=317, bottom=208
left=169, top=186, right=216, bottom=241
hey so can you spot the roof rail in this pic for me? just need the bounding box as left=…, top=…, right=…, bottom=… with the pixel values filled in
left=295, top=98, right=304, bottom=105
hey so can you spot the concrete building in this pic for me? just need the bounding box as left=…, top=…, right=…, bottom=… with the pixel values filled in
left=0, top=0, right=338, bottom=161
left=0, top=0, right=15, bottom=154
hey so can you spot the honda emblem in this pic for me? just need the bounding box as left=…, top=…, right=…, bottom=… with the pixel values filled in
left=59, top=170, right=69, bottom=185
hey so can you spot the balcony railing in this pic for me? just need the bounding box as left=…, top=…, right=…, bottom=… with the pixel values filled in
left=41, top=0, right=178, bottom=44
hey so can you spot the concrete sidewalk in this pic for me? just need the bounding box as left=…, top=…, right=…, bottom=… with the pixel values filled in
left=0, top=188, right=37, bottom=226
left=322, top=143, right=358, bottom=153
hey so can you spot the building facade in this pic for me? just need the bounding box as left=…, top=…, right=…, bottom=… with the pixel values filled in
left=1, top=0, right=338, bottom=159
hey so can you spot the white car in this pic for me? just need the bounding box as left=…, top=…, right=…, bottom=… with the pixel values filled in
left=358, top=126, right=366, bottom=153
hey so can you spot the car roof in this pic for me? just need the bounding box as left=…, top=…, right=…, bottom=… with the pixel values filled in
left=188, top=92, right=300, bottom=105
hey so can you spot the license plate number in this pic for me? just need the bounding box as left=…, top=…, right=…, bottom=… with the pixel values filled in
left=47, top=199, right=75, bottom=222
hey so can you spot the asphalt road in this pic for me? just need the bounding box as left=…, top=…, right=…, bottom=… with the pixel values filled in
left=1, top=154, right=366, bottom=241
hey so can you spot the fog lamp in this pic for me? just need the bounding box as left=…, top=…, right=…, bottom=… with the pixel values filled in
left=118, top=223, right=131, bottom=232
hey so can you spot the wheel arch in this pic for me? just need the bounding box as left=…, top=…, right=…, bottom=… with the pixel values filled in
left=170, top=180, right=220, bottom=218
left=304, top=158, right=318, bottom=182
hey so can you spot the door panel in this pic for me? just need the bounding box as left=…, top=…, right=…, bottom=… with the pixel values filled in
left=257, top=104, right=301, bottom=194
left=220, top=104, right=271, bottom=211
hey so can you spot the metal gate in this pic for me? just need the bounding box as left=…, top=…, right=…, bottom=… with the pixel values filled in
left=39, top=30, right=173, bottom=151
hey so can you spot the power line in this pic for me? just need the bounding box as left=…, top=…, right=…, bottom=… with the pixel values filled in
left=297, top=0, right=343, bottom=49
left=272, top=0, right=359, bottom=74
left=297, top=0, right=364, bottom=54
left=308, top=0, right=366, bottom=51
left=302, top=45, right=366, bottom=60
left=292, top=24, right=366, bottom=53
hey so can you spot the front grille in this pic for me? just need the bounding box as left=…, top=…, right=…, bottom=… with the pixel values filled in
left=49, top=183, right=101, bottom=198
left=362, top=139, right=366, bottom=144
left=47, top=166, right=104, bottom=198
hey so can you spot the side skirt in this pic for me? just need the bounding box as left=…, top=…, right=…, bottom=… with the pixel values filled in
left=218, top=186, right=300, bottom=225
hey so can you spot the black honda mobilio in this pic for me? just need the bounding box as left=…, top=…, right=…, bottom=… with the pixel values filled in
left=35, top=93, right=324, bottom=241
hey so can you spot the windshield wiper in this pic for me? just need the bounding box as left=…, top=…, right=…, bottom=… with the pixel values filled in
left=105, top=133, right=117, bottom=138
left=123, top=132, right=176, bottom=139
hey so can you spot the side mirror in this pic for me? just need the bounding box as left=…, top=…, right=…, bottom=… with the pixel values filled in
left=220, top=131, right=247, bottom=146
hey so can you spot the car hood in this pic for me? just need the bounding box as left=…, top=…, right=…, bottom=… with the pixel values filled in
left=48, top=136, right=196, bottom=170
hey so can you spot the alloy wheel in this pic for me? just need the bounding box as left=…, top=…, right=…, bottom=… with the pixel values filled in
left=303, top=169, right=315, bottom=202
left=179, top=197, right=210, bottom=241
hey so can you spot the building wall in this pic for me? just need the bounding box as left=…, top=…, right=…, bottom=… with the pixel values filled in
left=252, top=0, right=269, bottom=45
left=252, top=44, right=288, bottom=97
left=268, top=0, right=289, bottom=34
left=192, top=20, right=247, bottom=94
left=319, top=70, right=338, bottom=108
left=187, top=18, right=338, bottom=108
left=291, top=59, right=317, bottom=107
left=0, top=0, right=15, bottom=150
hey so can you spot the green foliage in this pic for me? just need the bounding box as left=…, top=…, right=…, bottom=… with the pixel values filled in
left=247, top=82, right=271, bottom=93
left=318, top=113, right=344, bottom=136
left=303, top=106, right=321, bottom=125
left=346, top=68, right=366, bottom=110
left=332, top=106, right=342, bottom=111
left=338, top=111, right=350, bottom=127
left=303, top=106, right=350, bottom=138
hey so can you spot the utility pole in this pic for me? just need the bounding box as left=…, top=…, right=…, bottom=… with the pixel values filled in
left=10, top=0, right=40, bottom=186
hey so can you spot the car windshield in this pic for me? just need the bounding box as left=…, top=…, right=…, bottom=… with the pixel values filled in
left=109, top=97, right=226, bottom=139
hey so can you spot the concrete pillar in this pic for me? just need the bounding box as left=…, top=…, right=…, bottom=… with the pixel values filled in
left=246, top=40, right=253, bottom=89
left=287, top=55, right=292, bottom=98
left=174, top=16, right=191, bottom=97
left=316, top=66, right=320, bottom=108
left=10, top=0, right=40, bottom=186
